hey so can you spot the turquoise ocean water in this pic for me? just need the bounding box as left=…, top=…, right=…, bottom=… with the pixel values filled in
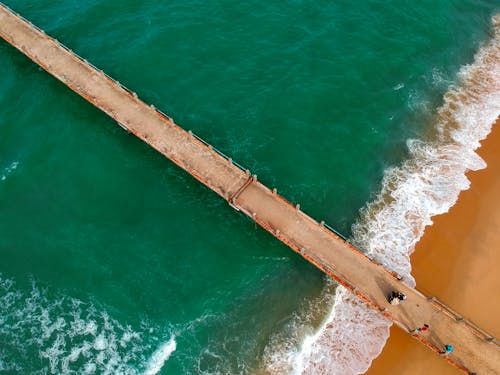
left=1, top=1, right=499, bottom=374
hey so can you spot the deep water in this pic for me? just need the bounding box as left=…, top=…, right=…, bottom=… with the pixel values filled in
left=0, top=1, right=498, bottom=373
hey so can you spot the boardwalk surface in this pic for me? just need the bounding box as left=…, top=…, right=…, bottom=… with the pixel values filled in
left=1, top=4, right=499, bottom=374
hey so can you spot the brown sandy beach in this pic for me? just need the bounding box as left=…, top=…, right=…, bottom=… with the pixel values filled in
left=365, top=117, right=500, bottom=375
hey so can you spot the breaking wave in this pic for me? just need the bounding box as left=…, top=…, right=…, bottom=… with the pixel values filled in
left=144, top=337, right=177, bottom=375
left=0, top=274, right=176, bottom=375
left=264, top=14, right=500, bottom=375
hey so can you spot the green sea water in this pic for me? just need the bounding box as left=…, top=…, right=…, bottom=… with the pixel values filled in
left=0, top=1, right=498, bottom=373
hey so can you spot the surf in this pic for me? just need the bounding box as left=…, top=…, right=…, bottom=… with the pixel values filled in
left=264, top=13, right=500, bottom=375
left=0, top=274, right=176, bottom=374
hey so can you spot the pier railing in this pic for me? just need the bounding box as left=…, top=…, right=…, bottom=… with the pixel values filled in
left=2, top=4, right=499, bottom=373
left=3, top=2, right=352, bottom=247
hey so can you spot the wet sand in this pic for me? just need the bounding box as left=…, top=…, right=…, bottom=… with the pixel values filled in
left=365, top=117, right=500, bottom=375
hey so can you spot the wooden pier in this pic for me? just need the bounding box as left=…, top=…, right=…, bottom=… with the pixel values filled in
left=0, top=3, right=498, bottom=374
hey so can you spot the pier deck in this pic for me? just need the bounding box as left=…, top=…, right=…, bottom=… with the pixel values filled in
left=0, top=4, right=498, bottom=374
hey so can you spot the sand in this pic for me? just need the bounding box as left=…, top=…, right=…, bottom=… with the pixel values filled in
left=364, top=117, right=500, bottom=375
left=8, top=8, right=496, bottom=372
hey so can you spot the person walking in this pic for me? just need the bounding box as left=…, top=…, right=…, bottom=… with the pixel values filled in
left=417, top=324, right=429, bottom=332
left=388, top=291, right=406, bottom=305
left=410, top=324, right=429, bottom=334
left=440, top=344, right=454, bottom=356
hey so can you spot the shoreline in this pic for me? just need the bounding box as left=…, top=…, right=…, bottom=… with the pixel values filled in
left=364, top=116, right=500, bottom=374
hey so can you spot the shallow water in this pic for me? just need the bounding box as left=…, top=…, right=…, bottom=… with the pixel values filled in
left=0, top=1, right=498, bottom=373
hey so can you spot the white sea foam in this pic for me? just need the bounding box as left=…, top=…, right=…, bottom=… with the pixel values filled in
left=393, top=83, right=404, bottom=91
left=265, top=14, right=500, bottom=375
left=0, top=161, right=19, bottom=182
left=0, top=275, right=175, bottom=374
left=143, top=337, right=177, bottom=375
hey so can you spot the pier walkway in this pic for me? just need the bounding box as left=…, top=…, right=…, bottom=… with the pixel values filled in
left=1, top=4, right=498, bottom=374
